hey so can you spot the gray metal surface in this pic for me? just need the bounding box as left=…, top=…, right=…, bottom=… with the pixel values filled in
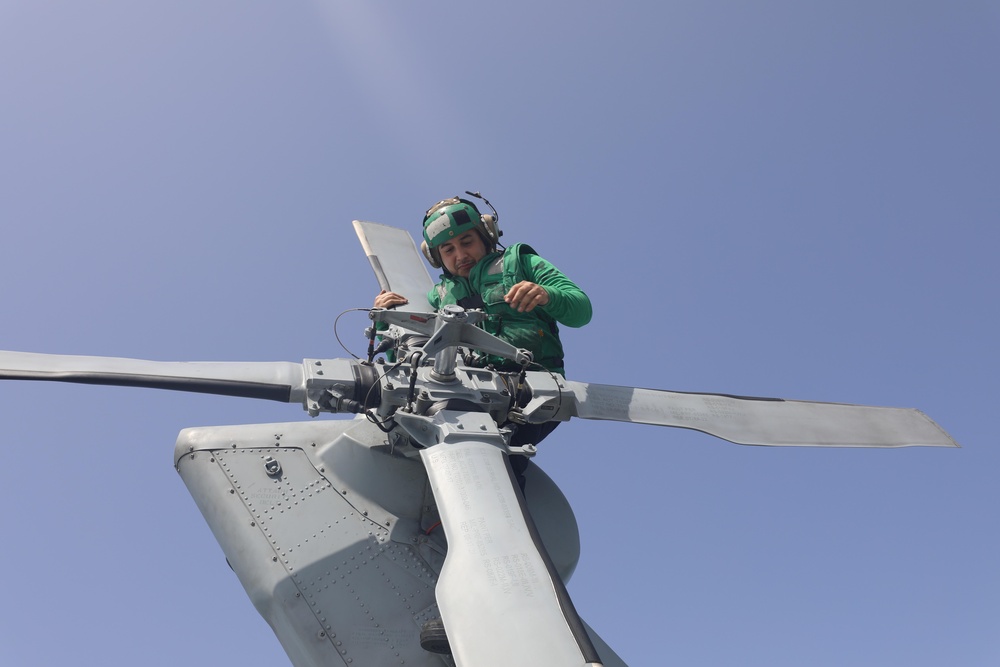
left=420, top=421, right=598, bottom=667
left=562, top=381, right=959, bottom=448
left=353, top=220, right=435, bottom=312
left=174, top=415, right=587, bottom=666
left=176, top=418, right=447, bottom=667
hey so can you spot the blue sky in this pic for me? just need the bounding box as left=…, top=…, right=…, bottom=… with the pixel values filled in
left=1, top=2, right=997, bottom=665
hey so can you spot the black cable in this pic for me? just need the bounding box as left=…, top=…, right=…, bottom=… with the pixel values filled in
left=332, top=308, right=372, bottom=360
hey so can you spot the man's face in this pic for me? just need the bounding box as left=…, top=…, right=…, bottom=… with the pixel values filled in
left=438, top=230, right=488, bottom=277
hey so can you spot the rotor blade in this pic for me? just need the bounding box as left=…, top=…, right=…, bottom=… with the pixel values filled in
left=563, top=381, right=959, bottom=448
left=420, top=433, right=601, bottom=667
left=0, top=351, right=306, bottom=403
left=353, top=220, right=435, bottom=312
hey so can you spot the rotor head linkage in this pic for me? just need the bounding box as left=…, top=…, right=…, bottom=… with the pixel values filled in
left=430, top=305, right=467, bottom=381
left=369, top=305, right=532, bottom=381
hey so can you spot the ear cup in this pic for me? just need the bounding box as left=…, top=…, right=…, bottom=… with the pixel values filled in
left=480, top=215, right=501, bottom=245
left=421, top=240, right=442, bottom=268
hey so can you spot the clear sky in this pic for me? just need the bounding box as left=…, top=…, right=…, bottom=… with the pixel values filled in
left=1, top=2, right=997, bottom=666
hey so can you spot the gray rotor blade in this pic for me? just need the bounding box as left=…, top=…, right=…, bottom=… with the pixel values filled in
left=0, top=351, right=306, bottom=403
left=420, top=435, right=601, bottom=667
left=563, top=381, right=958, bottom=448
left=353, top=220, right=435, bottom=312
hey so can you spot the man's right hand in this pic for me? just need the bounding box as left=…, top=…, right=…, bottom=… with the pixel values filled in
left=373, top=290, right=409, bottom=309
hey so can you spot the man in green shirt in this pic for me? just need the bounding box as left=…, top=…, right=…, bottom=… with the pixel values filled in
left=374, top=196, right=592, bottom=376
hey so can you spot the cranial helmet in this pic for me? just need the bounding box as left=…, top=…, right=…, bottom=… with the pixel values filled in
left=420, top=196, right=501, bottom=269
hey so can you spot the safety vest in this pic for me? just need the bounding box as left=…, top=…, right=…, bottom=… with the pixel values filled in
left=429, top=244, right=566, bottom=374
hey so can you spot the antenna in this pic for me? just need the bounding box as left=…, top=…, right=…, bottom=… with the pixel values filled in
left=464, top=190, right=499, bottom=224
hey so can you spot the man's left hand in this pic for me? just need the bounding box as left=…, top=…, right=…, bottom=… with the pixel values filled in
left=504, top=281, right=550, bottom=313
